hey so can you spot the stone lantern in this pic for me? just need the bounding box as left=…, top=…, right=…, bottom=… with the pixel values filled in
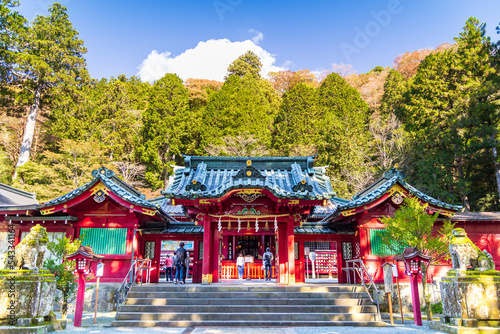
left=65, top=246, right=103, bottom=327
left=393, top=247, right=431, bottom=326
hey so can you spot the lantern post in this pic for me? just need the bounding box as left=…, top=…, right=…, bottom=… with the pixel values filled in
left=394, top=247, right=431, bottom=326
left=65, top=246, right=104, bottom=327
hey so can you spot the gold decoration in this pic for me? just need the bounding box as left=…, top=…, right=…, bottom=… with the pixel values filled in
left=41, top=207, right=55, bottom=215
left=289, top=273, right=296, bottom=285
left=199, top=199, right=210, bottom=204
left=246, top=160, right=252, bottom=166
left=192, top=179, right=197, bottom=184
left=63, top=204, right=67, bottom=208
left=90, top=182, right=110, bottom=196
left=130, top=205, right=134, bottom=208
left=172, top=199, right=176, bottom=206
left=394, top=163, right=399, bottom=169
left=202, top=274, right=213, bottom=284
left=288, top=200, right=299, bottom=205
left=142, top=208, right=156, bottom=216
left=234, top=189, right=264, bottom=203
left=342, top=209, right=356, bottom=217
left=246, top=171, right=252, bottom=177
left=386, top=184, right=406, bottom=197
left=301, top=179, right=306, bottom=184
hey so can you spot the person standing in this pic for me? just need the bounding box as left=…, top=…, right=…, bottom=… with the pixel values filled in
left=236, top=253, right=245, bottom=279
left=175, top=242, right=187, bottom=284
left=263, top=247, right=273, bottom=281
left=182, top=251, right=190, bottom=283
left=165, top=254, right=173, bottom=282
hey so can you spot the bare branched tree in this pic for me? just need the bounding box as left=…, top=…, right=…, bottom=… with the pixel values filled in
left=112, top=161, right=147, bottom=188
left=369, top=112, right=407, bottom=174
left=205, top=133, right=269, bottom=157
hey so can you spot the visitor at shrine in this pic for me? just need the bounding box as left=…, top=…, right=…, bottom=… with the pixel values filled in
left=263, top=248, right=273, bottom=281
left=237, top=253, right=245, bottom=279
left=165, top=254, right=173, bottom=282
left=183, top=251, right=190, bottom=282
left=175, top=242, right=187, bottom=284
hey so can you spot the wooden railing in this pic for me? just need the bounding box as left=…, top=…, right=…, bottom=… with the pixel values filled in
left=221, top=263, right=276, bottom=279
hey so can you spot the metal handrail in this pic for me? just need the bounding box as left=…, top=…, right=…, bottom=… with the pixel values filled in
left=115, top=259, right=152, bottom=309
left=345, top=259, right=381, bottom=321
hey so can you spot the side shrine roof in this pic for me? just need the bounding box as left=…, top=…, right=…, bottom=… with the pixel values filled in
left=326, top=168, right=463, bottom=219
left=40, top=167, right=167, bottom=216
left=163, top=155, right=335, bottom=201
left=0, top=183, right=38, bottom=207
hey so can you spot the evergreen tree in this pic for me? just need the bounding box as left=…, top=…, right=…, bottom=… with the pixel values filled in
left=272, top=82, right=319, bottom=156
left=399, top=18, right=499, bottom=211
left=137, top=74, right=191, bottom=190
left=226, top=50, right=262, bottom=78
left=13, top=3, right=88, bottom=174
left=316, top=73, right=373, bottom=197
left=201, top=73, right=279, bottom=154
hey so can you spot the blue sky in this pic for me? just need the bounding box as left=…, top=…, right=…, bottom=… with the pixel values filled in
left=16, top=0, right=500, bottom=82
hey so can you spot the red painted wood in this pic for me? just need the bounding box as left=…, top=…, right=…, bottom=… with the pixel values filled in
left=74, top=273, right=86, bottom=327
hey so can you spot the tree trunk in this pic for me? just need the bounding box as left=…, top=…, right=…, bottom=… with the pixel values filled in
left=491, top=135, right=500, bottom=202
left=61, top=294, right=68, bottom=320
left=14, top=83, right=43, bottom=177
left=421, top=263, right=433, bottom=321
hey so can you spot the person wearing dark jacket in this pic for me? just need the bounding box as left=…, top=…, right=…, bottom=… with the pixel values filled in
left=174, top=242, right=187, bottom=284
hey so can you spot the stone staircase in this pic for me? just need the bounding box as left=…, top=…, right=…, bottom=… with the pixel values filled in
left=111, top=283, right=386, bottom=327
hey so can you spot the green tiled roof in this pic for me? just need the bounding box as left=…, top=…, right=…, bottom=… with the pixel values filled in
left=340, top=168, right=463, bottom=211
left=41, top=167, right=163, bottom=212
left=163, top=155, right=335, bottom=201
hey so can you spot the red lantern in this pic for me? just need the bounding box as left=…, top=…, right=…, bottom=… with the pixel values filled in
left=394, top=247, right=431, bottom=326
left=65, top=246, right=103, bottom=327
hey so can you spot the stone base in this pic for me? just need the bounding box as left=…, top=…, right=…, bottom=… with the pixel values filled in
left=0, top=320, right=66, bottom=334
left=430, top=320, right=500, bottom=334
left=440, top=274, right=500, bottom=319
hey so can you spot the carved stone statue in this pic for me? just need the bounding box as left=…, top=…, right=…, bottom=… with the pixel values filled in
left=1, top=224, right=49, bottom=269
left=449, top=228, right=494, bottom=273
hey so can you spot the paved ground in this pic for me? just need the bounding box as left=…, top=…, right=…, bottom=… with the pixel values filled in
left=58, top=311, right=446, bottom=334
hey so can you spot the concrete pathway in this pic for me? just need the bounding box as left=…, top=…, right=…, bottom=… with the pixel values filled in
left=58, top=311, right=445, bottom=334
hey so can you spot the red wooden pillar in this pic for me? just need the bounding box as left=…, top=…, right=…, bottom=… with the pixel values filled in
left=337, top=240, right=345, bottom=283
left=211, top=224, right=219, bottom=283
left=278, top=222, right=288, bottom=284
left=287, top=216, right=296, bottom=285
left=202, top=215, right=212, bottom=284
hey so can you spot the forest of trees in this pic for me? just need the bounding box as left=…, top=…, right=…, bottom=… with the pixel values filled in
left=1, top=2, right=499, bottom=211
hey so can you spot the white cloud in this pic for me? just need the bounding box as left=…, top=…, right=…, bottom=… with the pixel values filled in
left=248, top=29, right=264, bottom=44
left=137, top=38, right=288, bottom=83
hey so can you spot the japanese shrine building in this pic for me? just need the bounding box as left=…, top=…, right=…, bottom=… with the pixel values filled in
left=1, top=155, right=499, bottom=284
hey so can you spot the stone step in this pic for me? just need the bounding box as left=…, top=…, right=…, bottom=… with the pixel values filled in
left=111, top=320, right=387, bottom=327
left=118, top=304, right=378, bottom=314
left=115, top=312, right=380, bottom=322
left=126, top=291, right=369, bottom=299
left=130, top=285, right=367, bottom=293
left=124, top=297, right=375, bottom=306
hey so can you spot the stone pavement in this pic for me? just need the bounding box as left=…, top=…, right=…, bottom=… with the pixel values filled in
left=58, top=311, right=446, bottom=333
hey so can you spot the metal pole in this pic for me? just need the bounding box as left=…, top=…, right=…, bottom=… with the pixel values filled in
left=93, top=277, right=100, bottom=324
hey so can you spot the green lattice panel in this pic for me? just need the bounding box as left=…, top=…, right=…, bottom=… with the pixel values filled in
left=80, top=228, right=127, bottom=255
left=369, top=229, right=406, bottom=256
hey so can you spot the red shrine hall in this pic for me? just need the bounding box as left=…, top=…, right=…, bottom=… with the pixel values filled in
left=1, top=155, right=499, bottom=284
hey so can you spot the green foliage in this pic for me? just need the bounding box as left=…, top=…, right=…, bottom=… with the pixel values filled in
left=227, top=50, right=262, bottom=78
left=393, top=18, right=500, bottom=211
left=137, top=73, right=191, bottom=189
left=380, top=197, right=455, bottom=261
left=316, top=73, right=374, bottom=197
left=272, top=83, right=319, bottom=156
left=380, top=196, right=455, bottom=320
left=201, top=73, right=280, bottom=155
left=43, top=235, right=83, bottom=319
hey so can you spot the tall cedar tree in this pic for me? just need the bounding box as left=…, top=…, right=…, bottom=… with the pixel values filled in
left=397, top=18, right=500, bottom=211
left=380, top=197, right=455, bottom=321
left=226, top=50, right=262, bottom=79
left=0, top=0, right=26, bottom=85
left=272, top=82, right=319, bottom=156
left=138, top=74, right=191, bottom=190
left=316, top=73, right=373, bottom=198
left=201, top=73, right=279, bottom=153
left=14, top=4, right=88, bottom=174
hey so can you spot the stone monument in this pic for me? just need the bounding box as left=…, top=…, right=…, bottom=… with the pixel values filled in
left=0, top=225, right=62, bottom=331
left=432, top=228, right=500, bottom=332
